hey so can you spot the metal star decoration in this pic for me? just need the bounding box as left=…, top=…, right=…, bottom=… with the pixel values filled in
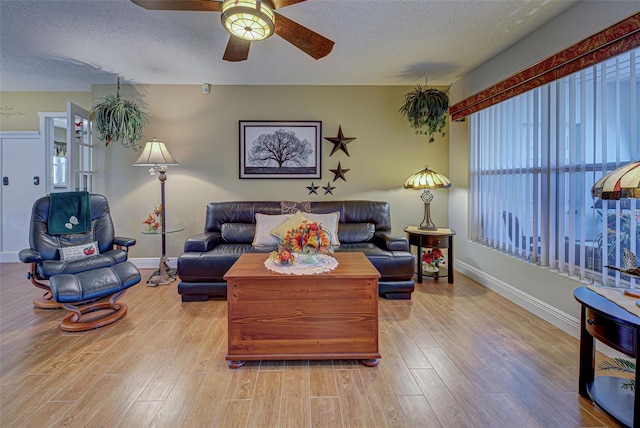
left=330, top=162, right=350, bottom=182
left=325, top=125, right=356, bottom=157
left=306, top=182, right=319, bottom=195
left=323, top=181, right=336, bottom=195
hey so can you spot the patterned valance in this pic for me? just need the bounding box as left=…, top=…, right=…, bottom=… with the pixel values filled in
left=450, top=12, right=640, bottom=121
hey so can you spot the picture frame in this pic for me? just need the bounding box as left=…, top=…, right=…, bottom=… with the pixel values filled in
left=239, top=120, right=322, bottom=179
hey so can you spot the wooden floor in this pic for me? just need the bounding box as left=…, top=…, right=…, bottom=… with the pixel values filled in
left=0, top=263, right=624, bottom=427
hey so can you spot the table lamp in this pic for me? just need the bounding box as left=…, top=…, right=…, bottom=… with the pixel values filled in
left=591, top=159, right=640, bottom=301
left=404, top=165, right=452, bottom=230
left=133, top=138, right=179, bottom=285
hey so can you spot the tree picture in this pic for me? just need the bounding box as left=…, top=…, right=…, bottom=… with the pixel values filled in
left=240, top=121, right=322, bottom=179
left=248, top=129, right=313, bottom=168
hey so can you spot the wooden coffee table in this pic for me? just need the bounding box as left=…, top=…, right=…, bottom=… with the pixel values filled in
left=223, top=252, right=381, bottom=368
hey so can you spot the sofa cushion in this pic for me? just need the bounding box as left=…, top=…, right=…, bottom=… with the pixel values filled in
left=178, top=244, right=274, bottom=281
left=221, top=223, right=256, bottom=244
left=38, top=248, right=128, bottom=279
left=338, top=223, right=375, bottom=243
left=252, top=213, right=293, bottom=246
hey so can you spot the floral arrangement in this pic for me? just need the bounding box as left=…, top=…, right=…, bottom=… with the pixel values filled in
left=422, top=247, right=445, bottom=271
left=269, top=220, right=333, bottom=265
left=142, top=204, right=162, bottom=232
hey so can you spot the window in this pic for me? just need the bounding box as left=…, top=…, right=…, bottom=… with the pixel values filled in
left=470, top=48, right=639, bottom=287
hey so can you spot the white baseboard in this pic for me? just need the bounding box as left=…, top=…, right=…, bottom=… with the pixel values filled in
left=456, top=259, right=580, bottom=336
left=0, top=252, right=19, bottom=263
left=127, top=257, right=177, bottom=270
left=455, top=259, right=626, bottom=358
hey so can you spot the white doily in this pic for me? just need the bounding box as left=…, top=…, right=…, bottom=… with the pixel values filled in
left=265, top=254, right=338, bottom=275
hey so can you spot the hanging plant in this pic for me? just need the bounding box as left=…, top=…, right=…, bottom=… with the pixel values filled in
left=399, top=79, right=450, bottom=143
left=91, top=77, right=149, bottom=150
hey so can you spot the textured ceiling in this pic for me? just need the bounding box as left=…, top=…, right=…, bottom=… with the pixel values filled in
left=0, top=0, right=578, bottom=92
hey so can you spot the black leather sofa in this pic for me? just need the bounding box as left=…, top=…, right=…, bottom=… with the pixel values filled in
left=177, top=201, right=415, bottom=301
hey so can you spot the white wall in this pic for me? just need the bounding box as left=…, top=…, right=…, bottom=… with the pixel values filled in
left=448, top=2, right=640, bottom=328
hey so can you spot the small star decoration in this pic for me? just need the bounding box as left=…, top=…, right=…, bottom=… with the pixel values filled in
left=330, top=162, right=350, bottom=182
left=306, top=182, right=319, bottom=195
left=323, top=182, right=336, bottom=195
left=325, top=125, right=356, bottom=157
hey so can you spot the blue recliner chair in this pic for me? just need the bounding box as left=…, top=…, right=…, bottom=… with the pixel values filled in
left=19, top=193, right=140, bottom=331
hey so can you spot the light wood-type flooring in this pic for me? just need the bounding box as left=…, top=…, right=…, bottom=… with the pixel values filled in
left=0, top=263, right=624, bottom=427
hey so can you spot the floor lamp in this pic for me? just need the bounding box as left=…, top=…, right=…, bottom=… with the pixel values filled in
left=404, top=165, right=452, bottom=230
left=591, top=159, right=640, bottom=302
left=133, top=138, right=179, bottom=285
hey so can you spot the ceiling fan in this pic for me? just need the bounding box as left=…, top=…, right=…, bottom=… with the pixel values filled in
left=130, top=0, right=334, bottom=62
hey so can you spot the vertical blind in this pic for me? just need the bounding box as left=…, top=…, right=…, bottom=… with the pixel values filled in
left=470, top=47, right=639, bottom=287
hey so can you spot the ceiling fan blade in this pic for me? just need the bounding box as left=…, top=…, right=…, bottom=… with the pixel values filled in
left=274, top=12, right=334, bottom=60
left=223, top=36, right=251, bottom=62
left=130, top=0, right=221, bottom=12
left=270, top=0, right=306, bottom=9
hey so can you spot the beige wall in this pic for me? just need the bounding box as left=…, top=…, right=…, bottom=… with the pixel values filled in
left=0, top=92, right=91, bottom=131
left=448, top=2, right=640, bottom=319
left=90, top=84, right=450, bottom=259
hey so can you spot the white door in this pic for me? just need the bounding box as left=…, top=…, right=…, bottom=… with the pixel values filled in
left=0, top=132, right=45, bottom=259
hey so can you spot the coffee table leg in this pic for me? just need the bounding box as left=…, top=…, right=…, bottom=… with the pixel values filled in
left=361, top=358, right=380, bottom=367
left=227, top=360, right=246, bottom=369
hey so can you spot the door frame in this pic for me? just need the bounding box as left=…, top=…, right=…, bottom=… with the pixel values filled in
left=39, top=111, right=66, bottom=194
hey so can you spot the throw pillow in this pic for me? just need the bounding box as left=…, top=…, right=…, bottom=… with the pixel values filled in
left=280, top=201, right=312, bottom=214
left=59, top=241, right=100, bottom=262
left=252, top=213, right=293, bottom=247
left=270, top=211, right=308, bottom=240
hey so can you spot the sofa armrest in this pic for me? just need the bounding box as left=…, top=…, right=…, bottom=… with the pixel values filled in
left=374, top=231, right=410, bottom=252
left=19, top=248, right=43, bottom=264
left=184, top=232, right=221, bottom=253
left=114, top=236, right=136, bottom=249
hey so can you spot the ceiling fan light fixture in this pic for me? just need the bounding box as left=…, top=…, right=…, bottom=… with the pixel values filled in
left=221, top=0, right=275, bottom=41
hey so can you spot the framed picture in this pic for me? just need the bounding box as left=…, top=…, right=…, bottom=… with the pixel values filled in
left=239, top=120, right=322, bottom=179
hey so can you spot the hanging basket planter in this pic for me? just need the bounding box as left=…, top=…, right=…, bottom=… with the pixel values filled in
left=399, top=83, right=449, bottom=143
left=91, top=77, right=149, bottom=150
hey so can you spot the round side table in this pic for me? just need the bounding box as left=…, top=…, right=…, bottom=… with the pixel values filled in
left=404, top=226, right=456, bottom=284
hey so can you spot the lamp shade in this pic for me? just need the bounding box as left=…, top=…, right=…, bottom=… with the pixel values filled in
left=591, top=160, right=640, bottom=200
left=221, top=0, right=275, bottom=41
left=133, top=139, right=179, bottom=167
left=404, top=166, right=452, bottom=190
